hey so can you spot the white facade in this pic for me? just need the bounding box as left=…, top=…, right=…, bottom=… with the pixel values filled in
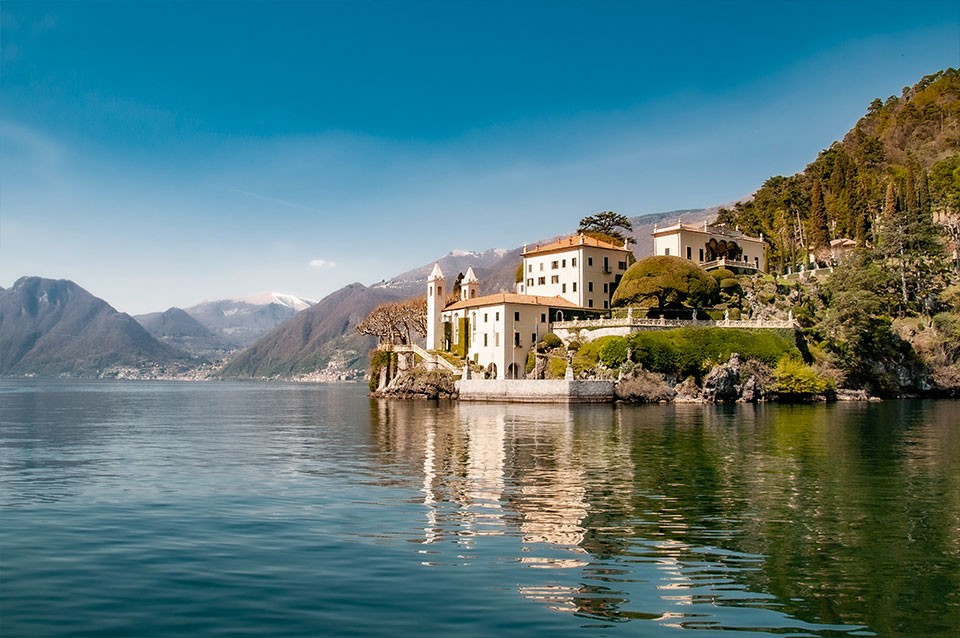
left=426, top=263, right=445, bottom=350
left=461, top=266, right=480, bottom=301
left=516, top=234, right=632, bottom=310
left=425, top=233, right=625, bottom=377
left=652, top=222, right=767, bottom=273
left=442, top=293, right=578, bottom=379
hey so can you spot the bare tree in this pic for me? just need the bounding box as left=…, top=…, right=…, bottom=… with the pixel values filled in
left=356, top=296, right=427, bottom=345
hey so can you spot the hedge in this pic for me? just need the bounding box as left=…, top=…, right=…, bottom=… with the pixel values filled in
left=573, top=327, right=800, bottom=379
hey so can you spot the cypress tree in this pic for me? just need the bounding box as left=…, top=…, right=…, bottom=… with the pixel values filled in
left=808, top=180, right=830, bottom=259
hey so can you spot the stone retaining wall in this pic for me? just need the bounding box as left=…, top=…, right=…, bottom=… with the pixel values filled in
left=456, top=379, right=615, bottom=403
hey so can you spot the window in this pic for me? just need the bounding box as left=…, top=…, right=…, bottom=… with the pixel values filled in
left=699, top=248, right=704, bottom=262
left=603, top=283, right=608, bottom=293
left=588, top=282, right=594, bottom=292
left=603, top=257, right=609, bottom=272
left=495, top=312, right=500, bottom=321
left=484, top=313, right=488, bottom=322
left=686, top=246, right=692, bottom=260
left=573, top=282, right=577, bottom=292
left=572, top=258, right=577, bottom=267
left=484, top=334, right=488, bottom=346
left=603, top=300, right=609, bottom=309
left=528, top=264, right=532, bottom=272
left=562, top=283, right=567, bottom=293
left=537, top=277, right=546, bottom=285
left=514, top=311, right=520, bottom=322
left=588, top=257, right=593, bottom=266
left=540, top=313, right=546, bottom=323
left=562, top=259, right=567, bottom=267
left=551, top=260, right=559, bottom=269
left=527, top=278, right=534, bottom=287
left=665, top=248, right=670, bottom=256
left=588, top=299, right=594, bottom=308
left=495, top=333, right=500, bottom=347
left=514, top=332, right=521, bottom=347
left=550, top=275, right=559, bottom=284
left=539, top=263, right=544, bottom=271
left=531, top=333, right=537, bottom=344
left=618, top=261, right=627, bottom=270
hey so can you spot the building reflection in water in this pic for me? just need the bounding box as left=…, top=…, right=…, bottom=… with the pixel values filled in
left=370, top=398, right=960, bottom=632
left=371, top=398, right=699, bottom=619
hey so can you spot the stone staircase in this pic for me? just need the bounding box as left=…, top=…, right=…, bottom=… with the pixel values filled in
left=378, top=343, right=461, bottom=374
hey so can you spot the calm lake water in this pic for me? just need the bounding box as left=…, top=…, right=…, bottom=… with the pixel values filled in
left=2, top=381, right=958, bottom=637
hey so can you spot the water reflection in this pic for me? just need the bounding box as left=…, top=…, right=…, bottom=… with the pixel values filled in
left=371, top=398, right=960, bottom=634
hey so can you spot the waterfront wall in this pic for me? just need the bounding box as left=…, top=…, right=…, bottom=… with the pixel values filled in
left=457, top=378, right=615, bottom=403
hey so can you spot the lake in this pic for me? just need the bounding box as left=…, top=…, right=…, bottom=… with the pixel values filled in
left=2, top=380, right=958, bottom=636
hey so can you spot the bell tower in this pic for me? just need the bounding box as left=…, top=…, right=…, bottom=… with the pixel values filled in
left=461, top=266, right=479, bottom=301
left=426, top=263, right=445, bottom=350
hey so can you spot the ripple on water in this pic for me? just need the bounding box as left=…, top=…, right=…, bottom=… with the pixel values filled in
left=2, top=382, right=957, bottom=636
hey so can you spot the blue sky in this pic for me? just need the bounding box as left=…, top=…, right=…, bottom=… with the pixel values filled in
left=2, top=1, right=958, bottom=314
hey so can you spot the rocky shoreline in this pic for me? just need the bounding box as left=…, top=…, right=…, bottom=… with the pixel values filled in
left=370, top=353, right=905, bottom=403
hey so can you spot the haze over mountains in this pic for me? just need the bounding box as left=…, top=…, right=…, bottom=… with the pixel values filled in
left=0, top=208, right=709, bottom=379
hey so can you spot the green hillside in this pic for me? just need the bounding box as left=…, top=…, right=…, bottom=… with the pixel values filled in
left=718, top=68, right=959, bottom=276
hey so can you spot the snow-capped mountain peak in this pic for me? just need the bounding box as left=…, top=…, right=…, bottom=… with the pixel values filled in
left=239, top=292, right=316, bottom=311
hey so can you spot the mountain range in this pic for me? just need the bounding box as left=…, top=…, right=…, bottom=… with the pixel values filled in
left=147, top=293, right=316, bottom=349
left=0, top=277, right=195, bottom=377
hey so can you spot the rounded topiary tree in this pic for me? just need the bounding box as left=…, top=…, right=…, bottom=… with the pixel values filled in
left=611, top=255, right=718, bottom=311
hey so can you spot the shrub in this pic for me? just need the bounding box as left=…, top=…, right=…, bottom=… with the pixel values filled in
left=615, top=370, right=676, bottom=402
left=599, top=337, right=629, bottom=367
left=539, top=332, right=563, bottom=351
left=547, top=356, right=568, bottom=378
left=612, top=255, right=718, bottom=309
left=710, top=268, right=736, bottom=284
left=720, top=277, right=740, bottom=292
left=773, top=356, right=834, bottom=396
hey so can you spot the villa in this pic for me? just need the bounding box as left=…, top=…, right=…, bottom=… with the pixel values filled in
left=651, top=221, right=767, bottom=273
left=426, top=233, right=631, bottom=379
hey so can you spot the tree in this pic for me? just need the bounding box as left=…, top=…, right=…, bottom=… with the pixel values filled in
left=929, top=153, right=960, bottom=269
left=611, top=256, right=718, bottom=312
left=808, top=179, right=830, bottom=261
left=819, top=250, right=901, bottom=390
left=877, top=174, right=946, bottom=313
left=356, top=297, right=427, bottom=346
left=578, top=211, right=633, bottom=244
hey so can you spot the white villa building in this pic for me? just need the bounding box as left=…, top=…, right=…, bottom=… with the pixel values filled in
left=515, top=234, right=633, bottom=310
left=426, top=233, right=630, bottom=379
left=652, top=222, right=767, bottom=273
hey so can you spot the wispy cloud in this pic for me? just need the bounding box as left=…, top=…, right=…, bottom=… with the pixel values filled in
left=0, top=119, right=64, bottom=167
left=235, top=189, right=320, bottom=213
left=309, top=259, right=336, bottom=268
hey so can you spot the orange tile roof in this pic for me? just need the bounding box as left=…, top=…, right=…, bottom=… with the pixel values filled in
left=523, top=233, right=629, bottom=256
left=444, top=293, right=580, bottom=312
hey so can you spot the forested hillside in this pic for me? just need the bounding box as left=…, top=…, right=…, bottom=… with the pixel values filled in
left=719, top=69, right=959, bottom=281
